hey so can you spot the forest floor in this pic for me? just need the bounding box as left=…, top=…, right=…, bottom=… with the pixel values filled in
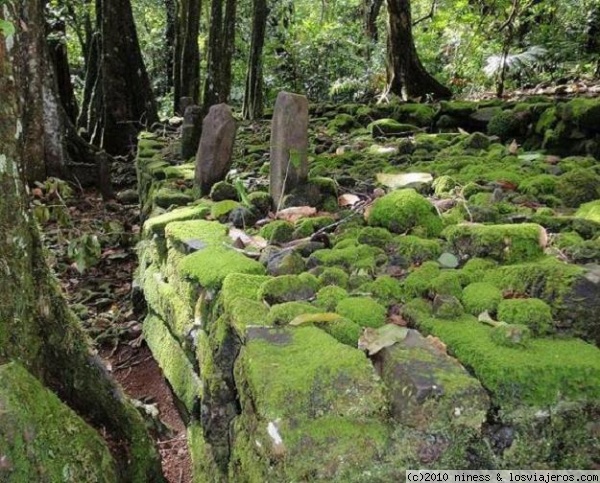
left=36, top=182, right=192, bottom=483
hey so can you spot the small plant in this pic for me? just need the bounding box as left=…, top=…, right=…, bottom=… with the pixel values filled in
left=67, top=234, right=101, bottom=273
left=483, top=45, right=547, bottom=78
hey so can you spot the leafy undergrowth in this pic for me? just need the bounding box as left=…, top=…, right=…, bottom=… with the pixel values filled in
left=34, top=180, right=192, bottom=483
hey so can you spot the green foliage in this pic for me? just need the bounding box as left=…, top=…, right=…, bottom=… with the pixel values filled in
left=68, top=234, right=102, bottom=273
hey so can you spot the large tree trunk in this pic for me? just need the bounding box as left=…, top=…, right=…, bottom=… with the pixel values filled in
left=365, top=0, right=384, bottom=43
left=173, top=0, right=201, bottom=113
left=203, top=0, right=236, bottom=112
left=386, top=0, right=451, bottom=100
left=0, top=8, right=163, bottom=481
left=84, top=0, right=158, bottom=157
left=242, top=0, right=268, bottom=120
left=164, top=0, right=176, bottom=97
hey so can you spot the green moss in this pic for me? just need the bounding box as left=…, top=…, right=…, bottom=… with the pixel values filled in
left=432, top=295, right=465, bottom=319
left=336, top=297, right=387, bottom=328
left=142, top=203, right=211, bottom=237
left=310, top=244, right=386, bottom=271
left=179, top=246, right=266, bottom=290
left=368, top=119, right=420, bottom=137
left=209, top=181, right=238, bottom=201
left=487, top=109, right=526, bottom=140
left=460, top=257, right=498, bottom=284
left=430, top=271, right=463, bottom=298
left=497, top=298, right=553, bottom=336
left=228, top=298, right=270, bottom=336
left=294, top=216, right=335, bottom=238
left=561, top=97, right=600, bottom=130
left=442, top=223, right=545, bottom=263
left=221, top=273, right=271, bottom=313
left=432, top=175, right=458, bottom=197
left=411, top=313, right=600, bottom=408
left=0, top=362, right=118, bottom=482
left=318, top=267, right=350, bottom=288
left=267, top=302, right=320, bottom=325
left=210, top=199, right=241, bottom=221
left=557, top=169, right=600, bottom=208
left=461, top=282, right=503, bottom=316
left=143, top=314, right=202, bottom=412
left=238, top=325, right=386, bottom=419
left=259, top=220, right=295, bottom=244
left=439, top=100, right=478, bottom=117
left=317, top=317, right=362, bottom=347
left=165, top=219, right=228, bottom=249
left=403, top=262, right=441, bottom=298
left=462, top=132, right=492, bottom=150
left=356, top=226, right=394, bottom=249
left=247, top=191, right=272, bottom=215
left=328, top=113, right=359, bottom=132
left=575, top=199, right=600, bottom=223
left=395, top=103, right=436, bottom=126
left=258, top=273, right=320, bottom=304
left=314, top=285, right=349, bottom=311
left=368, top=189, right=443, bottom=236
left=519, top=174, right=557, bottom=198
left=153, top=187, right=194, bottom=209
left=359, top=275, right=403, bottom=305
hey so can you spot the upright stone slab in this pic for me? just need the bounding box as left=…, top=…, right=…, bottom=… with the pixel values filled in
left=179, top=96, right=194, bottom=115
left=269, top=91, right=309, bottom=208
left=181, top=105, right=203, bottom=160
left=194, top=104, right=237, bottom=196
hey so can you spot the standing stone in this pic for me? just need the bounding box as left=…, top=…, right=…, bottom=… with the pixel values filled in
left=181, top=105, right=203, bottom=160
left=194, top=104, right=237, bottom=196
left=179, top=96, right=194, bottom=115
left=269, top=92, right=309, bottom=209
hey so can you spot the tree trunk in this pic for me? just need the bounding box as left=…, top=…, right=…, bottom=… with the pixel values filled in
left=164, top=0, right=176, bottom=97
left=83, top=0, right=158, bottom=157
left=365, top=0, right=384, bottom=43
left=203, top=0, right=236, bottom=112
left=174, top=0, right=201, bottom=113
left=242, top=0, right=268, bottom=119
left=1, top=8, right=163, bottom=481
left=386, top=0, right=451, bottom=100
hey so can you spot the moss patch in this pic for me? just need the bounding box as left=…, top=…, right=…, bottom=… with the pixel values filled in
left=336, top=297, right=387, bottom=328
left=461, top=282, right=503, bottom=316
left=497, top=298, right=553, bottom=336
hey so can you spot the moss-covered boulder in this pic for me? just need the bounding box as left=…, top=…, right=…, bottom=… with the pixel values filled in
left=0, top=363, right=118, bottom=482
left=309, top=243, right=386, bottom=271
left=369, top=119, right=421, bottom=137
left=259, top=220, right=295, bottom=244
left=442, top=223, right=545, bottom=263
left=556, top=169, right=600, bottom=208
left=497, top=298, right=553, bottom=336
left=258, top=273, right=320, bottom=304
left=461, top=282, right=503, bottom=316
left=368, top=189, right=443, bottom=236
left=314, top=285, right=349, bottom=311
left=336, top=296, right=387, bottom=328
left=575, top=199, right=600, bottom=224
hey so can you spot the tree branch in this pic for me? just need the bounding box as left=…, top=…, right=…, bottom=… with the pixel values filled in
left=413, top=0, right=437, bottom=27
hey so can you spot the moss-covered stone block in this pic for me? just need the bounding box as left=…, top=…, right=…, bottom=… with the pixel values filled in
left=356, top=226, right=394, bottom=249
left=0, top=362, right=118, bottom=482
left=153, top=187, right=194, bottom=209
left=142, top=204, right=211, bottom=237
left=408, top=312, right=600, bottom=408
left=557, top=168, right=600, bottom=208
left=460, top=257, right=497, bottom=285
left=179, top=246, right=266, bottom=291
left=309, top=244, right=386, bottom=271
left=403, top=261, right=441, bottom=298
left=165, top=219, right=228, bottom=254
left=368, top=119, right=421, bottom=137
left=267, top=301, right=320, bottom=325
left=336, top=296, right=387, bottom=328
left=318, top=266, right=350, bottom=288
left=359, top=275, right=403, bottom=306
left=368, top=189, right=443, bottom=236
left=461, top=282, right=503, bottom=316
left=430, top=271, right=464, bottom=298
left=497, top=298, right=553, bottom=336
left=293, top=215, right=336, bottom=238
left=237, top=325, right=386, bottom=418
left=442, top=223, right=545, bottom=263
left=327, top=113, right=360, bottom=132
left=375, top=330, right=489, bottom=431
left=163, top=163, right=195, bottom=181
left=210, top=200, right=241, bottom=222
left=575, top=199, right=600, bottom=224
left=259, top=220, right=295, bottom=244
left=395, top=103, right=436, bottom=126
left=393, top=235, right=442, bottom=264
left=143, top=314, right=202, bottom=413
left=258, top=273, right=320, bottom=304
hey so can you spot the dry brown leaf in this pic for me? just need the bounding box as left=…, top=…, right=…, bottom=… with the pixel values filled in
left=338, top=193, right=361, bottom=208
left=538, top=226, right=548, bottom=248
left=276, top=206, right=317, bottom=223
left=358, top=324, right=408, bottom=356
left=228, top=227, right=268, bottom=250
left=425, top=335, right=447, bottom=355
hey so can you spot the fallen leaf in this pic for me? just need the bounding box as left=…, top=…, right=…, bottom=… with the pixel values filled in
left=338, top=193, right=361, bottom=208
left=276, top=206, right=317, bottom=223
left=376, top=172, right=433, bottom=189
left=358, top=324, right=409, bottom=356
left=425, top=335, right=447, bottom=354
left=538, top=226, right=548, bottom=248
left=458, top=127, right=469, bottom=135
left=507, top=139, right=519, bottom=154
left=477, top=311, right=495, bottom=324
left=228, top=227, right=268, bottom=250
left=289, top=312, right=342, bottom=326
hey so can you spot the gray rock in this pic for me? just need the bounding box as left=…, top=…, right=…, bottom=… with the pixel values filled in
left=181, top=105, right=203, bottom=160
left=194, top=104, right=237, bottom=196
left=266, top=250, right=305, bottom=276
left=116, top=189, right=139, bottom=204
left=270, top=91, right=309, bottom=209
left=228, top=206, right=257, bottom=229
left=179, top=96, right=194, bottom=115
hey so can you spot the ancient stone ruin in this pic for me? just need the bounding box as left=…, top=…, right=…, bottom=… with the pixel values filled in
left=269, top=91, right=309, bottom=208
left=180, top=105, right=203, bottom=160
left=194, top=103, right=237, bottom=196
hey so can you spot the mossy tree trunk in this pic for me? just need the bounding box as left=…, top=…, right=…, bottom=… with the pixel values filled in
left=242, top=0, right=268, bottom=120
left=173, top=0, right=201, bottom=113
left=386, top=0, right=451, bottom=100
left=0, top=7, right=163, bottom=482
left=203, top=0, right=236, bottom=113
